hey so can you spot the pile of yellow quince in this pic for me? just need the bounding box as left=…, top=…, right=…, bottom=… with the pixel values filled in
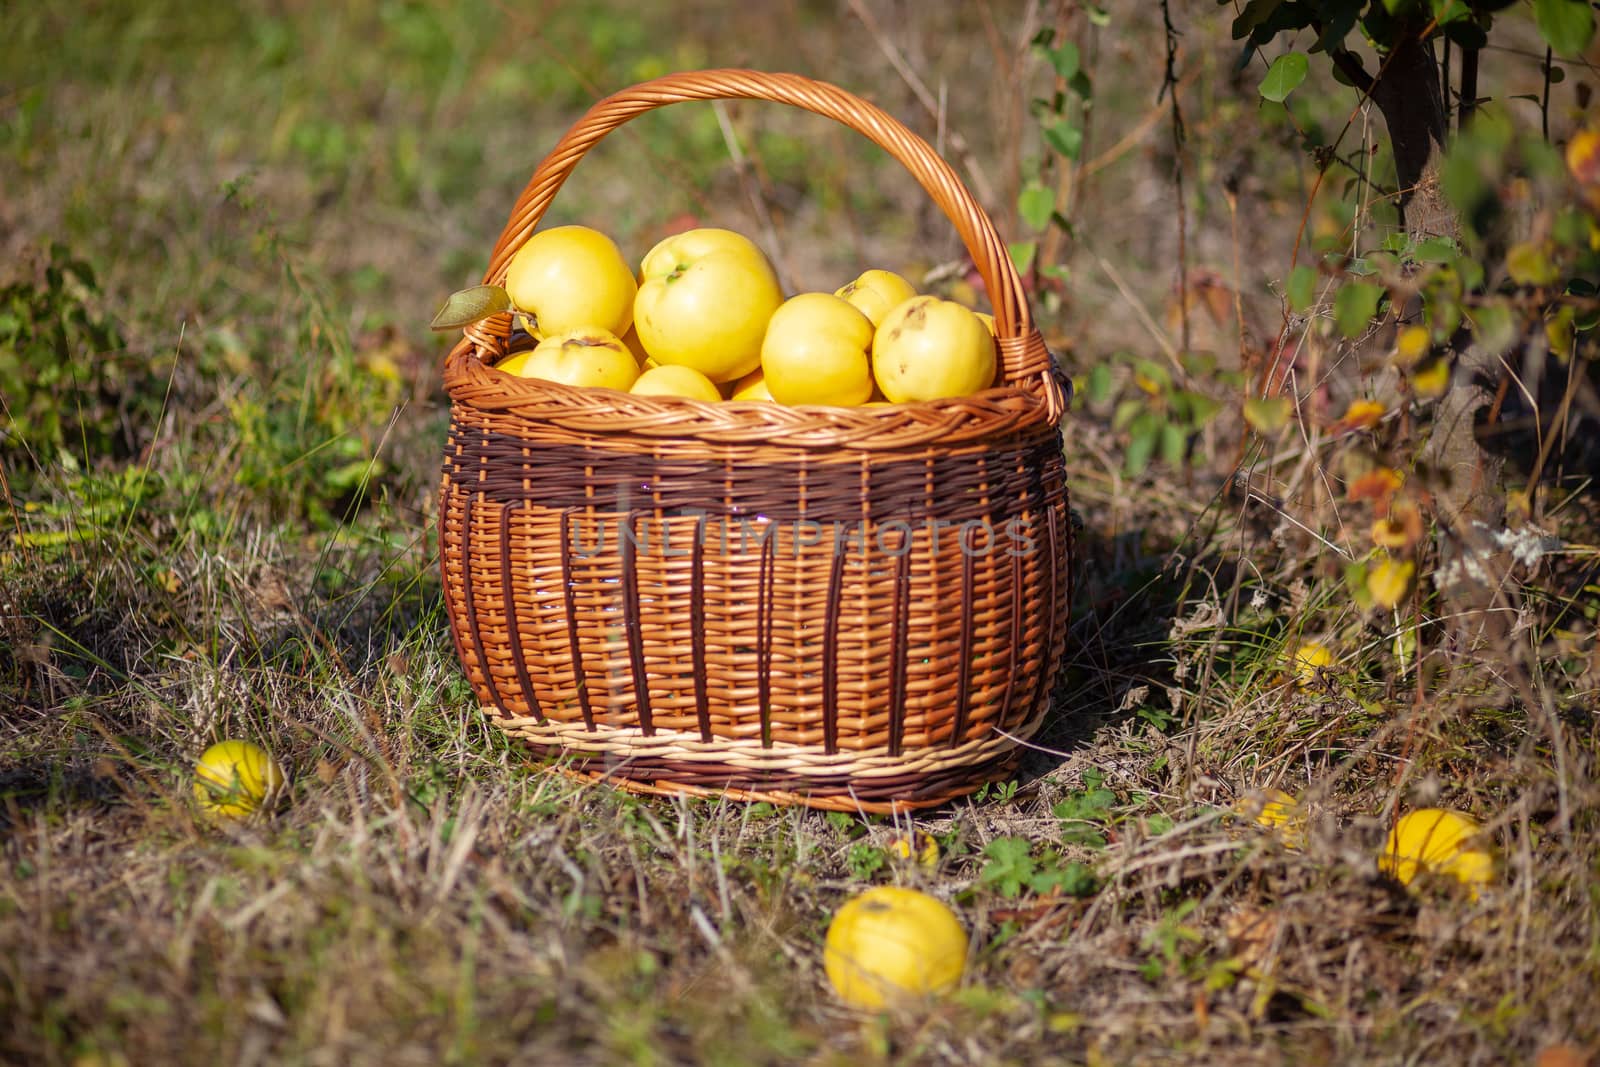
left=480, top=224, right=998, bottom=406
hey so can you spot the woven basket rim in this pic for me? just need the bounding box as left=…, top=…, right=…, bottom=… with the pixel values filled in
left=444, top=338, right=1067, bottom=451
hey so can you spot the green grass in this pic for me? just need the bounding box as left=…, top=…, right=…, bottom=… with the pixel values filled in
left=5, top=1, right=1600, bottom=1064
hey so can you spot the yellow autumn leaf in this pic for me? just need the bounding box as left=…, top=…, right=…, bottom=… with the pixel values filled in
left=1568, top=127, right=1600, bottom=210
left=1392, top=325, right=1430, bottom=368
left=1371, top=501, right=1424, bottom=550
left=1507, top=240, right=1562, bottom=288
left=1335, top=398, right=1386, bottom=433
left=1411, top=357, right=1450, bottom=398
left=1289, top=641, right=1335, bottom=686
left=1371, top=517, right=1410, bottom=549
left=1233, top=789, right=1308, bottom=849
left=887, top=830, right=940, bottom=868
left=1547, top=307, right=1576, bottom=360
left=1569, top=127, right=1600, bottom=179
left=1346, top=467, right=1404, bottom=503
left=1366, top=558, right=1416, bottom=609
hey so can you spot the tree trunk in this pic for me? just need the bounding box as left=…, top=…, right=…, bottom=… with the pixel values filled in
left=1368, top=34, right=1457, bottom=243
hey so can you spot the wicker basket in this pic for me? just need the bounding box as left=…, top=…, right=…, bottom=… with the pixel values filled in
left=439, top=69, right=1072, bottom=813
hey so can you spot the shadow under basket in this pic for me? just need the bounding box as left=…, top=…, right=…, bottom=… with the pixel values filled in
left=438, top=69, right=1074, bottom=813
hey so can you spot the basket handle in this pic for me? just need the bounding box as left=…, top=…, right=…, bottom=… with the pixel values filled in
left=467, top=69, right=1058, bottom=406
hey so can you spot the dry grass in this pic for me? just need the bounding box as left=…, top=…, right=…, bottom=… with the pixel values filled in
left=4, top=2, right=1599, bottom=1064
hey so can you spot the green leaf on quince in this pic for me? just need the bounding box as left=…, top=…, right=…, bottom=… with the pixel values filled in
left=430, top=284, right=512, bottom=331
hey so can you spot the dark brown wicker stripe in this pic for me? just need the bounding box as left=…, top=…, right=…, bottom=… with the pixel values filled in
left=1044, top=502, right=1061, bottom=697
left=444, top=425, right=1063, bottom=524
left=460, top=492, right=510, bottom=720
left=690, top=513, right=712, bottom=743
left=757, top=532, right=775, bottom=747
left=821, top=536, right=846, bottom=755
left=500, top=501, right=543, bottom=722
left=557, top=509, right=595, bottom=732
left=887, top=526, right=912, bottom=758
left=996, top=536, right=1022, bottom=731
left=951, top=523, right=976, bottom=746
left=618, top=513, right=653, bottom=735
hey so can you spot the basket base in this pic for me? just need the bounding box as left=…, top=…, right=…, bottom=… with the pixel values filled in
left=552, top=752, right=1024, bottom=814
left=493, top=710, right=1036, bottom=814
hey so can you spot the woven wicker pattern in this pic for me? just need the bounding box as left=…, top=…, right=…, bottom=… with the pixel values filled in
left=439, top=69, right=1073, bottom=812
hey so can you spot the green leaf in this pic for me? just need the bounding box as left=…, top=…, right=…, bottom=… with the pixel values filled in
left=1286, top=264, right=1317, bottom=312
left=1231, top=0, right=1287, bottom=40
left=1132, top=358, right=1171, bottom=392
left=1043, top=119, right=1084, bottom=160
left=1160, top=422, right=1188, bottom=467
left=1124, top=413, right=1161, bottom=476
left=980, top=837, right=1037, bottom=899
left=1243, top=395, right=1293, bottom=434
left=1342, top=256, right=1378, bottom=276
left=1185, top=393, right=1224, bottom=427
left=430, top=284, right=510, bottom=331
left=846, top=843, right=885, bottom=881
left=1506, top=240, right=1560, bottom=287
left=1425, top=290, right=1462, bottom=338
left=1413, top=237, right=1458, bottom=263
left=1471, top=300, right=1518, bottom=354
left=1112, top=397, right=1145, bottom=432
left=1046, top=40, right=1080, bottom=81
left=1061, top=861, right=1100, bottom=896
left=1258, top=52, right=1309, bottom=103
left=1334, top=281, right=1384, bottom=338
left=1534, top=0, right=1595, bottom=56
left=1018, top=180, right=1056, bottom=231
left=1053, top=787, right=1115, bottom=823
left=1030, top=860, right=1099, bottom=897
left=1311, top=4, right=1361, bottom=51
left=1086, top=362, right=1114, bottom=405
left=1008, top=240, right=1037, bottom=275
